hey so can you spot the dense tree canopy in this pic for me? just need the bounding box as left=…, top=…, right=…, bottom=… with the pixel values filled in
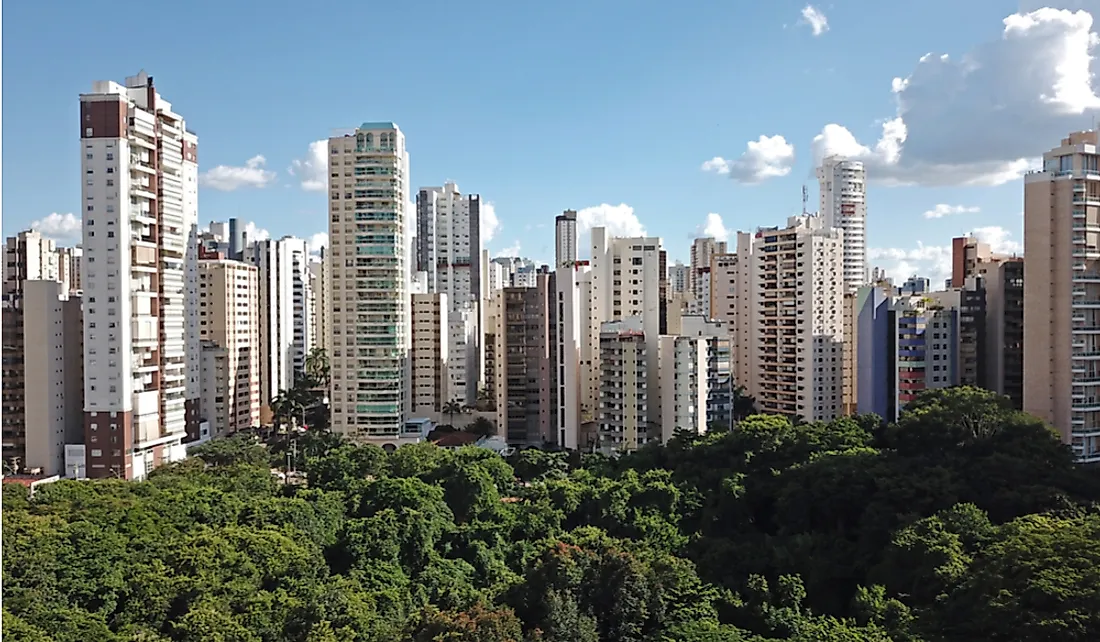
left=4, top=387, right=1100, bottom=641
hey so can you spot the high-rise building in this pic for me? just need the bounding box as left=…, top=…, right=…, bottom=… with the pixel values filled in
left=588, top=229, right=667, bottom=425
left=56, top=246, right=83, bottom=295
left=247, top=237, right=312, bottom=408
left=817, top=155, right=868, bottom=293
left=555, top=210, right=578, bottom=268
left=659, top=335, right=709, bottom=441
left=689, top=237, right=726, bottom=301
left=492, top=278, right=552, bottom=446
left=411, top=293, right=450, bottom=418
left=79, top=71, right=199, bottom=479
left=327, top=123, right=411, bottom=443
left=1024, top=130, right=1100, bottom=462
left=752, top=216, right=844, bottom=422
left=668, top=261, right=690, bottom=296
left=198, top=259, right=261, bottom=436
left=308, top=251, right=330, bottom=355
left=597, top=318, right=649, bottom=453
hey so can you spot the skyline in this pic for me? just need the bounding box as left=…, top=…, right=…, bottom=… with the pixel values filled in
left=4, top=1, right=1098, bottom=284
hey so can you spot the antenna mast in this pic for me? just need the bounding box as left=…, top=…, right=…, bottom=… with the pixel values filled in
left=802, top=185, right=809, bottom=215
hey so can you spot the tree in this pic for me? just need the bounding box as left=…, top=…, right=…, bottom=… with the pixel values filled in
left=466, top=416, right=496, bottom=437
left=305, top=347, right=330, bottom=389
left=442, top=400, right=463, bottom=426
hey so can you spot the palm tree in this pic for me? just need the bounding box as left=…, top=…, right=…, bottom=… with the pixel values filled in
left=466, top=416, right=496, bottom=437
left=269, top=394, right=287, bottom=434
left=442, top=400, right=463, bottom=426
left=304, top=347, right=330, bottom=389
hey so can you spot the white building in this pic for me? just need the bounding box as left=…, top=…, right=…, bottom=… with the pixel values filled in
left=752, top=216, right=845, bottom=422
left=597, top=318, right=649, bottom=453
left=553, top=211, right=590, bottom=450
left=588, top=229, right=666, bottom=425
left=817, top=155, right=868, bottom=293
left=247, top=237, right=312, bottom=407
left=79, top=71, right=197, bottom=479
left=411, top=293, right=450, bottom=418
left=327, top=123, right=412, bottom=444
left=414, top=182, right=484, bottom=404
left=198, top=259, right=261, bottom=434
left=668, top=261, right=689, bottom=296
left=659, top=335, right=709, bottom=441
left=308, top=251, right=329, bottom=354
left=57, top=246, right=83, bottom=295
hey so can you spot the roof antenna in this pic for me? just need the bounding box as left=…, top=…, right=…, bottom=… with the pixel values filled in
left=802, top=185, right=809, bottom=216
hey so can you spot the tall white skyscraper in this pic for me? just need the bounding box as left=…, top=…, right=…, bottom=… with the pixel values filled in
left=414, top=182, right=483, bottom=404
left=328, top=123, right=411, bottom=443
left=553, top=210, right=588, bottom=449
left=247, top=237, right=312, bottom=407
left=79, top=71, right=198, bottom=479
left=817, top=155, right=867, bottom=293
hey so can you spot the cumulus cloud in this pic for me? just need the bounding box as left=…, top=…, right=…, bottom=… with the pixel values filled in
left=496, top=241, right=522, bottom=258
left=871, top=225, right=1022, bottom=286
left=702, top=135, right=796, bottom=183
left=923, top=204, right=981, bottom=219
left=242, top=221, right=270, bottom=243
left=309, top=232, right=328, bottom=255
left=199, top=155, right=277, bottom=191
left=480, top=201, right=500, bottom=242
left=31, top=212, right=81, bottom=243
left=812, top=8, right=1100, bottom=186
left=800, top=5, right=829, bottom=36
left=576, top=203, right=647, bottom=237
left=698, top=213, right=730, bottom=242
left=289, top=140, right=328, bottom=191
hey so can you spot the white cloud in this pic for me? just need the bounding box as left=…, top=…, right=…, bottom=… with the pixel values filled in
left=871, top=225, right=1022, bottom=286
left=699, top=213, right=730, bottom=242
left=288, top=140, right=328, bottom=191
left=496, top=241, right=522, bottom=258
left=923, top=204, right=981, bottom=219
left=199, top=155, right=277, bottom=191
left=308, top=232, right=328, bottom=254
left=812, top=8, right=1100, bottom=186
left=576, top=203, right=646, bottom=237
left=243, top=221, right=270, bottom=242
left=31, top=212, right=81, bottom=243
left=702, top=135, right=796, bottom=183
left=800, top=5, right=829, bottom=36
left=480, top=201, right=500, bottom=242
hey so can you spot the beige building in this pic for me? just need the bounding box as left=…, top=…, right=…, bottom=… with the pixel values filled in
left=198, top=259, right=261, bottom=435
left=492, top=277, right=552, bottom=446
left=1024, top=130, right=1100, bottom=462
left=327, top=123, right=412, bottom=444
left=753, top=216, right=844, bottom=421
left=658, top=334, right=708, bottom=441
left=308, top=251, right=329, bottom=355
left=20, top=281, right=84, bottom=477
left=597, top=318, right=649, bottom=453
left=57, top=246, right=83, bottom=295
left=411, top=292, right=450, bottom=418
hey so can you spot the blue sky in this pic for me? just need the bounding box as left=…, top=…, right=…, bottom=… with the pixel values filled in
left=4, top=0, right=1099, bottom=284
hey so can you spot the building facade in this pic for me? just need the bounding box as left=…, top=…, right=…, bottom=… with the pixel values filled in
left=247, top=237, right=312, bottom=408
left=327, top=123, right=412, bottom=444
left=79, top=71, right=198, bottom=479
left=492, top=279, right=552, bottom=446
left=1024, top=131, right=1100, bottom=462
left=198, top=259, right=261, bottom=435
left=817, top=155, right=867, bottom=293
left=411, top=293, right=450, bottom=417
left=597, top=318, right=649, bottom=453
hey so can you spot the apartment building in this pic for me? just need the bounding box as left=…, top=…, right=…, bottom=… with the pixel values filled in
left=854, top=285, right=895, bottom=420
left=588, top=229, right=667, bottom=426
left=668, top=261, right=689, bottom=295
left=79, top=71, right=199, bottom=479
left=894, top=296, right=958, bottom=416
left=308, top=250, right=330, bottom=354
left=678, top=316, right=734, bottom=430
left=492, top=278, right=552, bottom=446
left=817, top=156, right=868, bottom=293
left=411, top=293, right=450, bottom=417
left=327, top=123, right=412, bottom=444
left=3, top=231, right=62, bottom=470
left=928, top=279, right=987, bottom=391
left=709, top=235, right=756, bottom=401
left=1024, top=130, right=1100, bottom=461
left=658, top=335, right=708, bottom=441
left=597, top=318, right=649, bottom=453
left=57, top=246, right=83, bottom=295
left=555, top=210, right=578, bottom=268
left=690, top=237, right=726, bottom=302
left=198, top=259, right=261, bottom=435
left=19, top=281, right=83, bottom=477
left=753, top=216, right=844, bottom=422
left=247, top=237, right=312, bottom=408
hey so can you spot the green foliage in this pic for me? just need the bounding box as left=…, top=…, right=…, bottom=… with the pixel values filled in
left=5, top=387, right=1100, bottom=641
